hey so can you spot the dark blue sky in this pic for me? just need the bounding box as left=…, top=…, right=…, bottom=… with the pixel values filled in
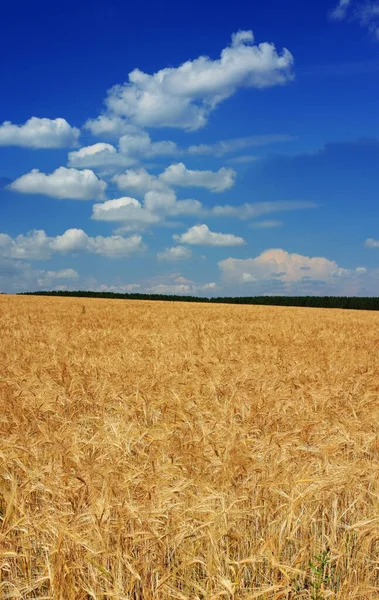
left=1, top=0, right=379, bottom=295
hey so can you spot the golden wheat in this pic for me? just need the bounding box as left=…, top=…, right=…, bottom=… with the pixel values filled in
left=1, top=295, right=379, bottom=599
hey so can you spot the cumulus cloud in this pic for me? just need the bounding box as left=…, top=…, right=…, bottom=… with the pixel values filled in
left=87, top=30, right=294, bottom=131
left=9, top=167, right=107, bottom=200
left=71, top=128, right=180, bottom=173
left=174, top=224, right=245, bottom=246
left=37, top=268, right=79, bottom=287
left=68, top=143, right=133, bottom=171
left=0, top=228, right=146, bottom=259
left=113, top=164, right=236, bottom=195
left=0, top=260, right=81, bottom=293
left=160, top=163, right=236, bottom=192
left=112, top=167, right=166, bottom=195
left=0, top=117, right=80, bottom=148
left=0, top=230, right=52, bottom=260
left=144, top=189, right=202, bottom=216
left=92, top=197, right=160, bottom=229
left=84, top=115, right=135, bottom=137
left=365, top=238, right=379, bottom=247
left=118, top=127, right=178, bottom=160
left=157, top=246, right=193, bottom=261
left=93, top=190, right=202, bottom=231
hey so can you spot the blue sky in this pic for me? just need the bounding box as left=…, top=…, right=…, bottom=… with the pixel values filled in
left=1, top=0, right=379, bottom=296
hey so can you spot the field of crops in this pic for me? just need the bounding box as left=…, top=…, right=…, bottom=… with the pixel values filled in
left=1, top=294, right=379, bottom=599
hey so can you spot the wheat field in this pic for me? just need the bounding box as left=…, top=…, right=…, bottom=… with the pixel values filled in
left=1, top=295, right=379, bottom=599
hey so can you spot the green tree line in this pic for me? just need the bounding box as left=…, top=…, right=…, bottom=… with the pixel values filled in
left=18, top=290, right=379, bottom=310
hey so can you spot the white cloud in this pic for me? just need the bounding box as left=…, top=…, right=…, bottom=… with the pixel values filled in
left=93, top=189, right=202, bottom=231
left=118, top=128, right=178, bottom=159
left=82, top=121, right=293, bottom=171
left=72, top=128, right=180, bottom=173
left=68, top=143, right=133, bottom=171
left=37, top=268, right=79, bottom=287
left=95, top=175, right=315, bottom=232
left=0, top=117, right=80, bottom=148
left=365, top=238, right=379, bottom=248
left=89, top=30, right=293, bottom=131
left=174, top=224, right=245, bottom=246
left=212, top=200, right=316, bottom=219
left=0, top=230, right=51, bottom=260
left=0, top=228, right=146, bottom=259
left=84, top=115, right=134, bottom=137
left=113, top=164, right=236, bottom=195
left=112, top=167, right=166, bottom=195
left=157, top=246, right=193, bottom=261
left=51, top=229, right=146, bottom=257
left=0, top=260, right=81, bottom=293
left=9, top=167, right=107, bottom=200
left=330, top=0, right=352, bottom=20
left=160, top=163, right=236, bottom=192
left=92, top=197, right=160, bottom=229
left=144, top=189, right=202, bottom=216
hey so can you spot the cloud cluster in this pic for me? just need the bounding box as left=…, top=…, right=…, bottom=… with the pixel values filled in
left=74, top=130, right=293, bottom=173
left=91, top=171, right=316, bottom=232
left=9, top=162, right=236, bottom=204
left=69, top=129, right=179, bottom=171
left=0, top=228, right=146, bottom=259
left=0, top=260, right=80, bottom=293
left=91, top=274, right=217, bottom=296
left=218, top=248, right=369, bottom=294
left=330, top=0, right=379, bottom=39
left=0, top=117, right=80, bottom=148
left=112, top=163, right=236, bottom=195
left=86, top=30, right=294, bottom=133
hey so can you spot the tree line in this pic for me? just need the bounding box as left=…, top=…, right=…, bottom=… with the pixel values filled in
left=18, top=290, right=379, bottom=310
